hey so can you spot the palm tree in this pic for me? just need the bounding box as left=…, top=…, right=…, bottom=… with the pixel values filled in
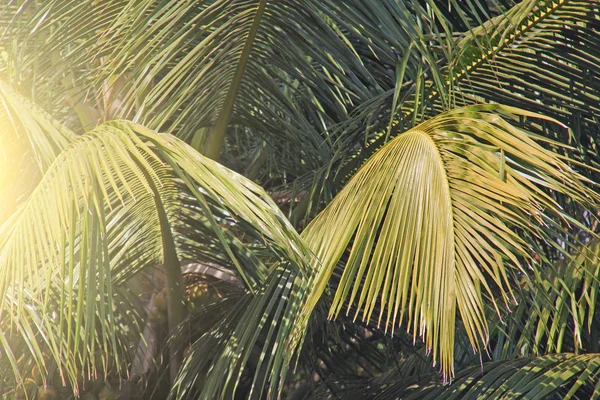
left=1, top=0, right=600, bottom=398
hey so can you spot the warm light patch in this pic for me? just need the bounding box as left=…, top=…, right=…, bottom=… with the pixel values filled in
left=0, top=113, right=31, bottom=224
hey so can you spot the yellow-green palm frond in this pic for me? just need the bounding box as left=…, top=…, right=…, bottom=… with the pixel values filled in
left=336, top=0, right=600, bottom=193
left=302, top=103, right=600, bottom=379
left=0, top=120, right=310, bottom=391
left=0, top=79, right=76, bottom=223
left=0, top=79, right=75, bottom=169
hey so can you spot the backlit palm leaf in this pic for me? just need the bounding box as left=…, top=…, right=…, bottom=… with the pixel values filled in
left=0, top=79, right=76, bottom=223
left=0, top=120, right=311, bottom=391
left=334, top=0, right=600, bottom=194
left=0, top=79, right=75, bottom=170
left=302, top=103, right=600, bottom=379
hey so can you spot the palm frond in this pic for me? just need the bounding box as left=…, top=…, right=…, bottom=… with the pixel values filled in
left=490, top=238, right=600, bottom=360
left=98, top=0, right=377, bottom=153
left=278, top=0, right=518, bottom=223
left=0, top=79, right=76, bottom=223
left=301, top=103, right=600, bottom=379
left=333, top=0, right=600, bottom=194
left=0, top=1, right=127, bottom=131
left=0, top=79, right=75, bottom=172
left=0, top=119, right=311, bottom=392
left=453, top=0, right=600, bottom=161
left=363, top=353, right=600, bottom=400
left=171, top=262, right=312, bottom=399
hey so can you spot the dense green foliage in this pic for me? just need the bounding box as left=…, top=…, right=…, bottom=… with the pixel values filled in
left=1, top=0, right=600, bottom=398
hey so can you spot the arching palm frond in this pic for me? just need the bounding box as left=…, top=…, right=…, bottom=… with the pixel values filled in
left=333, top=0, right=600, bottom=194
left=98, top=0, right=379, bottom=159
left=0, top=79, right=76, bottom=223
left=2, top=0, right=600, bottom=398
left=262, top=0, right=487, bottom=224
left=0, top=119, right=311, bottom=393
left=301, top=103, right=600, bottom=379
left=0, top=79, right=75, bottom=172
left=358, top=354, right=600, bottom=400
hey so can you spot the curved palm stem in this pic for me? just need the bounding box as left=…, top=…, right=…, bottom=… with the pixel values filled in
left=205, top=0, right=267, bottom=160
left=136, top=159, right=186, bottom=383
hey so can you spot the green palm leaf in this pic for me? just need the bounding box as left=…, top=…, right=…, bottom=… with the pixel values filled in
left=98, top=0, right=378, bottom=156
left=0, top=79, right=76, bottom=223
left=335, top=0, right=600, bottom=193
left=491, top=238, right=600, bottom=359
left=365, top=354, right=600, bottom=400
left=302, top=103, right=600, bottom=379
left=0, top=119, right=311, bottom=391
left=2, top=1, right=600, bottom=398
left=171, top=262, right=311, bottom=399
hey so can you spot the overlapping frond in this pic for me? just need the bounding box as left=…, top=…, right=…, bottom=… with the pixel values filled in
left=98, top=0, right=378, bottom=158
left=334, top=0, right=600, bottom=195
left=364, top=354, right=600, bottom=400
left=453, top=0, right=600, bottom=167
left=0, top=79, right=75, bottom=169
left=490, top=238, right=600, bottom=360
left=302, top=103, right=600, bottom=379
left=0, top=79, right=76, bottom=223
left=0, top=120, right=312, bottom=392
left=0, top=1, right=130, bottom=132
left=171, top=263, right=312, bottom=399
left=2, top=0, right=600, bottom=398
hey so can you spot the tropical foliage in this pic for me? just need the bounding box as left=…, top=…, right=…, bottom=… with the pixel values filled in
left=1, top=0, right=600, bottom=399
